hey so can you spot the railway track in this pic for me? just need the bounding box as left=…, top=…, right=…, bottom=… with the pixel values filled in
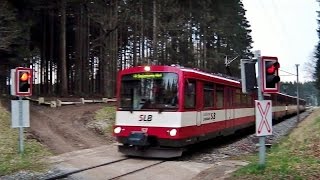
left=10, top=110, right=309, bottom=180
left=36, top=143, right=211, bottom=180
left=46, top=157, right=166, bottom=180
left=45, top=111, right=312, bottom=180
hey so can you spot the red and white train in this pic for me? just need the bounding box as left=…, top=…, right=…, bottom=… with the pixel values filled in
left=113, top=65, right=306, bottom=158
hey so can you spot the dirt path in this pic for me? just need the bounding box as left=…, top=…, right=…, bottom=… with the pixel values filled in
left=28, top=103, right=114, bottom=154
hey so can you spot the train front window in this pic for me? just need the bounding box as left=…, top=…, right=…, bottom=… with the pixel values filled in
left=119, top=72, right=178, bottom=110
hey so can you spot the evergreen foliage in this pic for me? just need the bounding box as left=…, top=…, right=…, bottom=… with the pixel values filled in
left=314, top=0, right=320, bottom=95
left=0, top=0, right=254, bottom=97
left=281, top=81, right=318, bottom=106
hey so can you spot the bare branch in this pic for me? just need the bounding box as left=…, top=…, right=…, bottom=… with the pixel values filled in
left=303, top=51, right=317, bottom=80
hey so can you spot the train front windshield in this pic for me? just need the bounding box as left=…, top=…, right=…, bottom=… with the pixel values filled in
left=119, top=72, right=178, bottom=111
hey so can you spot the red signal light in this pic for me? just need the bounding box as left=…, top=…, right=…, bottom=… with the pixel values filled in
left=266, top=62, right=279, bottom=74
left=20, top=72, right=29, bottom=81
left=15, top=67, right=33, bottom=96
left=261, top=56, right=280, bottom=93
left=267, top=66, right=275, bottom=74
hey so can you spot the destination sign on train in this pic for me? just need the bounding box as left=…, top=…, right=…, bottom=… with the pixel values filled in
left=132, top=73, right=163, bottom=79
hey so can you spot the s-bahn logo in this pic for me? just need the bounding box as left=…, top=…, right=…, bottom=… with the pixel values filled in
left=139, top=114, right=153, bottom=122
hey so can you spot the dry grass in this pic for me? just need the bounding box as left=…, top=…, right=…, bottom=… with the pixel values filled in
left=0, top=101, right=51, bottom=176
left=93, top=105, right=116, bottom=134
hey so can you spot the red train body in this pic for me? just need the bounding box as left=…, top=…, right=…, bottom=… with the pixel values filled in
left=113, top=65, right=306, bottom=158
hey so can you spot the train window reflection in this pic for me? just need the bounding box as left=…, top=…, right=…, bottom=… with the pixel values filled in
left=216, top=85, right=224, bottom=108
left=204, top=83, right=214, bottom=108
left=119, top=73, right=178, bottom=110
left=184, top=80, right=196, bottom=109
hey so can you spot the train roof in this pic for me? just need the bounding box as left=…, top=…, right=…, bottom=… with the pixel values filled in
left=119, top=65, right=305, bottom=101
left=277, top=92, right=305, bottom=101
left=119, top=65, right=241, bottom=86
left=179, top=67, right=240, bottom=84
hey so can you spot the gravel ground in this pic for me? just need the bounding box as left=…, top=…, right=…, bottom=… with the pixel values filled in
left=0, top=110, right=311, bottom=180
left=0, top=168, right=68, bottom=180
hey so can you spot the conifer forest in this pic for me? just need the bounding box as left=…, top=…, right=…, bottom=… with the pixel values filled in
left=1, top=0, right=316, bottom=104
left=0, top=0, right=254, bottom=97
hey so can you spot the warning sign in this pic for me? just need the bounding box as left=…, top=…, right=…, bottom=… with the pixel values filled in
left=255, top=100, right=272, bottom=136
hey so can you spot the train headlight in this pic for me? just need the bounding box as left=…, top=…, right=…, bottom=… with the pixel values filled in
left=169, top=129, right=177, bottom=136
left=144, top=66, right=151, bottom=71
left=114, top=127, right=122, bottom=134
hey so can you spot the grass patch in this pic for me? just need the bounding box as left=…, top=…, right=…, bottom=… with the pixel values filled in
left=231, top=111, right=320, bottom=180
left=93, top=106, right=116, bottom=134
left=0, top=103, right=51, bottom=176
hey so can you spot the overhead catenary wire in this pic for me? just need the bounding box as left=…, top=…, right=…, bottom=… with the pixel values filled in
left=279, top=69, right=296, bottom=76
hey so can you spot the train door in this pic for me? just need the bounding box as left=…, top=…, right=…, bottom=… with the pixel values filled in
left=225, top=87, right=235, bottom=132
left=184, top=79, right=198, bottom=125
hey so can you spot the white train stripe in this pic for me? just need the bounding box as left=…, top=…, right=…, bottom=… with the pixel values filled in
left=234, top=108, right=255, bottom=118
left=116, top=111, right=182, bottom=127
left=116, top=106, right=289, bottom=128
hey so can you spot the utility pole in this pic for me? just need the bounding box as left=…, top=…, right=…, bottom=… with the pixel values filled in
left=296, top=64, right=300, bottom=121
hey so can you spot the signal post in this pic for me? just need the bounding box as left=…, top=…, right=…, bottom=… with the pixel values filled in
left=10, top=67, right=33, bottom=154
left=256, top=55, right=280, bottom=167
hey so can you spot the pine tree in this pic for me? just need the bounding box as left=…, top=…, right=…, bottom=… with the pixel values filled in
left=0, top=0, right=30, bottom=93
left=0, top=0, right=255, bottom=97
left=314, top=0, right=320, bottom=93
left=0, top=1, right=21, bottom=52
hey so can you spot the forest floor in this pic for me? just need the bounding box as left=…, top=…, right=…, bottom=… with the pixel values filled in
left=26, top=101, right=116, bottom=154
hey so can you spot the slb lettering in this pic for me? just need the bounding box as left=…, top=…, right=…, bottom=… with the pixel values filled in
left=139, top=115, right=153, bottom=121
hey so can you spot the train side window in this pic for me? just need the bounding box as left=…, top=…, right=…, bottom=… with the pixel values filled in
left=216, top=85, right=224, bottom=108
left=242, top=94, right=248, bottom=107
left=204, top=83, right=214, bottom=108
left=184, top=80, right=196, bottom=109
left=247, top=95, right=252, bottom=107
left=235, top=89, right=241, bottom=107
left=273, top=95, right=278, bottom=105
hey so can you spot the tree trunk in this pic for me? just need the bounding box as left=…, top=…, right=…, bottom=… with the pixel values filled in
left=48, top=9, right=54, bottom=95
left=133, top=23, right=137, bottom=66
left=41, top=10, right=46, bottom=95
left=152, top=0, right=157, bottom=64
left=99, top=27, right=104, bottom=95
left=82, top=6, right=89, bottom=95
left=59, top=0, right=68, bottom=96
left=74, top=4, right=83, bottom=95
left=140, top=0, right=145, bottom=65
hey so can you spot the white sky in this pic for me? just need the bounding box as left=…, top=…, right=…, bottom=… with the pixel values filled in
left=242, top=0, right=319, bottom=82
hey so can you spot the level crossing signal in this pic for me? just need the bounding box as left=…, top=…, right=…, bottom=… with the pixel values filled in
left=15, top=67, right=33, bottom=96
left=261, top=56, right=280, bottom=93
